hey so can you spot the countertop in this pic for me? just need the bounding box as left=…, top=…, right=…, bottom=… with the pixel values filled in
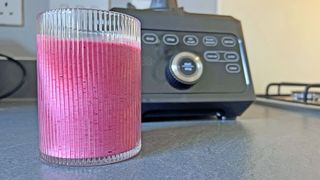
left=1, top=101, right=320, bottom=180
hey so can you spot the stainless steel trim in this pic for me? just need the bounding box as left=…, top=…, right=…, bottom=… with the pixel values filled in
left=238, top=39, right=250, bottom=85
left=170, top=52, right=203, bottom=84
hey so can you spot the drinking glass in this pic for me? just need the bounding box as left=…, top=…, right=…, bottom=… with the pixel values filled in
left=36, top=8, right=141, bottom=166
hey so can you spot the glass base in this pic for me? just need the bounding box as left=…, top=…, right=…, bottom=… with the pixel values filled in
left=40, top=141, right=141, bottom=166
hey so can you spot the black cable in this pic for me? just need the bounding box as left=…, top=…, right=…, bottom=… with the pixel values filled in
left=0, top=53, right=27, bottom=100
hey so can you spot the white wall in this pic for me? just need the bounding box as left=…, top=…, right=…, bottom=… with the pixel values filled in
left=219, top=0, right=320, bottom=94
left=0, top=0, right=49, bottom=57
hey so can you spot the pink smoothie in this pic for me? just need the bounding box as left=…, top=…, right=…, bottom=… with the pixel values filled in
left=37, top=35, right=141, bottom=159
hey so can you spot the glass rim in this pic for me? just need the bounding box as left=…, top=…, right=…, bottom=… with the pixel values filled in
left=36, top=8, right=141, bottom=25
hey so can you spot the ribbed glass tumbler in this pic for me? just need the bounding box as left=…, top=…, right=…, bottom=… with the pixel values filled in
left=36, top=9, right=141, bottom=166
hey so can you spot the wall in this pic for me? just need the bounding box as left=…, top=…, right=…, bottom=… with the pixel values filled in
left=0, top=0, right=49, bottom=57
left=219, top=0, right=320, bottom=94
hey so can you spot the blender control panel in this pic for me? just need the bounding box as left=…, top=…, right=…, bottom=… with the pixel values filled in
left=141, top=30, right=249, bottom=94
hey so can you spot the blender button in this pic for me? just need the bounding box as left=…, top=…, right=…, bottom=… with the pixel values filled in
left=222, top=36, right=237, bottom=47
left=142, top=33, right=159, bottom=44
left=224, top=52, right=239, bottom=61
left=183, top=35, right=199, bottom=46
left=226, top=64, right=241, bottom=73
left=163, top=34, right=179, bottom=45
left=203, top=36, right=218, bottom=46
left=204, top=51, right=220, bottom=62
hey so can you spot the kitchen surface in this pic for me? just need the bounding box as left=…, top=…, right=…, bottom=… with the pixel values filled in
left=1, top=100, right=320, bottom=180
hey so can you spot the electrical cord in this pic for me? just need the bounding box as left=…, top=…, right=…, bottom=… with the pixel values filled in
left=0, top=53, right=27, bottom=100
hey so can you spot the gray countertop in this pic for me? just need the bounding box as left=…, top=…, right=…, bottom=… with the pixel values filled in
left=1, top=101, right=320, bottom=180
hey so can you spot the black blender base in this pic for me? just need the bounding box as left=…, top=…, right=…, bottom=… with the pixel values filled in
left=142, top=101, right=252, bottom=122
